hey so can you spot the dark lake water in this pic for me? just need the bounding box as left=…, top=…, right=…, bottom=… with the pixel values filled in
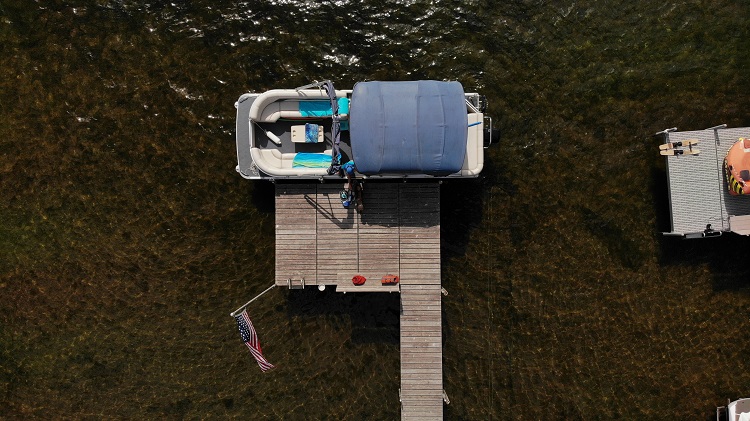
left=2, top=0, right=750, bottom=419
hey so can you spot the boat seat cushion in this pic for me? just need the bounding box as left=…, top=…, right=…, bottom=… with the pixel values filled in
left=254, top=148, right=332, bottom=174
left=257, top=100, right=350, bottom=123
left=299, top=98, right=349, bottom=117
left=292, top=152, right=333, bottom=168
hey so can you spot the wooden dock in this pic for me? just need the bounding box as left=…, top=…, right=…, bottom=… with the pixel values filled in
left=275, top=182, right=444, bottom=419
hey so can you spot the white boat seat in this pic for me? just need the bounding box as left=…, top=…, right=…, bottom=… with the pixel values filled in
left=249, top=89, right=349, bottom=123
left=460, top=112, right=484, bottom=176
left=253, top=148, right=332, bottom=176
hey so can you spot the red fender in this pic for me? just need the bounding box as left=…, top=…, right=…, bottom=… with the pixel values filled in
left=352, top=275, right=366, bottom=285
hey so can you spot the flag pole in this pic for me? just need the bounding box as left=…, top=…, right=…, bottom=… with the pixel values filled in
left=230, top=283, right=277, bottom=317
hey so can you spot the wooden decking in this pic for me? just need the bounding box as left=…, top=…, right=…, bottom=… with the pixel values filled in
left=275, top=182, right=444, bottom=419
left=400, top=288, right=443, bottom=420
left=275, top=182, right=440, bottom=292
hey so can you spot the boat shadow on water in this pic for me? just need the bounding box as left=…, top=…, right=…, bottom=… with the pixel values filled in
left=440, top=174, right=492, bottom=260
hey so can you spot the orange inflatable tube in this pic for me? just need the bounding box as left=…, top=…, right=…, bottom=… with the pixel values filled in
left=725, top=137, right=750, bottom=195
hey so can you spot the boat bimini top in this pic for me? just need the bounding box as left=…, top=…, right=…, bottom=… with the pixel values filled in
left=349, top=80, right=467, bottom=175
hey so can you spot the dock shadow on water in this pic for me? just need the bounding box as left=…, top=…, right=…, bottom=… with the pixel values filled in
left=250, top=180, right=276, bottom=214
left=650, top=164, right=673, bottom=235
left=285, top=289, right=400, bottom=345
left=659, top=235, right=750, bottom=293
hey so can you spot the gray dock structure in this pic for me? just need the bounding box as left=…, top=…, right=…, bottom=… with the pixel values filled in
left=663, top=126, right=750, bottom=238
left=275, top=182, right=444, bottom=419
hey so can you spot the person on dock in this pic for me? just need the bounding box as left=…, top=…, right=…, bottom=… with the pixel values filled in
left=342, top=160, right=355, bottom=185
left=339, top=160, right=363, bottom=212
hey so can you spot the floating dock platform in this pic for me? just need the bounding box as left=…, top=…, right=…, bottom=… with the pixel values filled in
left=662, top=125, right=750, bottom=238
left=275, top=182, right=445, bottom=419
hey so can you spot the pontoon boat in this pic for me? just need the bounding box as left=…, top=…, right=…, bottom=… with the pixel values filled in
left=234, top=80, right=493, bottom=180
left=717, top=397, right=750, bottom=421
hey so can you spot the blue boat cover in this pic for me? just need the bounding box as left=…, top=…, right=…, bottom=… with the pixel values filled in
left=349, top=81, right=467, bottom=175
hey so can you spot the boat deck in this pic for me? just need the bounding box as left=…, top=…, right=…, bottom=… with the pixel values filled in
left=663, top=126, right=750, bottom=237
left=274, top=182, right=444, bottom=418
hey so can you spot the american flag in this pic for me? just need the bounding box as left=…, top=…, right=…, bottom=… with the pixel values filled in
left=235, top=310, right=275, bottom=372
